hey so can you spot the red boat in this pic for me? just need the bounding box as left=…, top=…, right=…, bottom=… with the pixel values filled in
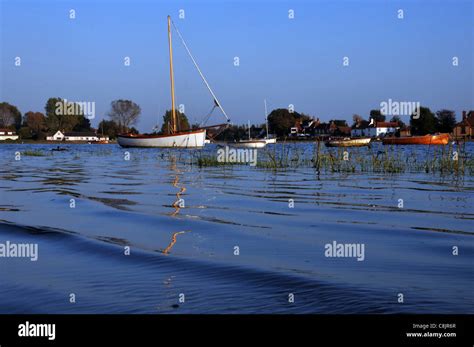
left=382, top=133, right=450, bottom=145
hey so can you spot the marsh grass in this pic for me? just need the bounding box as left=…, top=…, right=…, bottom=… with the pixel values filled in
left=22, top=150, right=47, bottom=157
left=191, top=141, right=473, bottom=175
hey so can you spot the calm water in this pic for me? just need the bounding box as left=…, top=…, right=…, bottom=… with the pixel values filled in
left=0, top=143, right=473, bottom=313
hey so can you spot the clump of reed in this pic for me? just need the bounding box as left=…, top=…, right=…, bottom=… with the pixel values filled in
left=22, top=150, right=46, bottom=157
left=189, top=141, right=472, bottom=176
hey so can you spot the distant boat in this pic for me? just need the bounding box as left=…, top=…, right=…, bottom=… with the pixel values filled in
left=264, top=138, right=277, bottom=144
left=382, top=133, right=450, bottom=145
left=232, top=139, right=267, bottom=149
left=51, top=146, right=68, bottom=152
left=231, top=120, right=267, bottom=149
left=325, top=137, right=371, bottom=147
left=263, top=99, right=276, bottom=144
left=118, top=16, right=230, bottom=148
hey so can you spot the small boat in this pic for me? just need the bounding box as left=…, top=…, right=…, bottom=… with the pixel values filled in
left=263, top=99, right=277, bottom=145
left=325, top=137, right=371, bottom=147
left=382, top=133, right=450, bottom=145
left=230, top=120, right=267, bottom=149
left=264, top=138, right=277, bottom=144
left=51, top=146, right=68, bottom=152
left=118, top=16, right=230, bottom=148
left=231, top=139, right=267, bottom=149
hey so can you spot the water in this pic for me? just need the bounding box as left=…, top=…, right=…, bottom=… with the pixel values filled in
left=0, top=143, right=473, bottom=313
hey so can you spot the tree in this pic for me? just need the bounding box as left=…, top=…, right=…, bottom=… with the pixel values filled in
left=24, top=112, right=46, bottom=134
left=352, top=114, right=364, bottom=127
left=410, top=106, right=436, bottom=135
left=98, top=119, right=120, bottom=139
left=330, top=119, right=348, bottom=127
left=108, top=100, right=141, bottom=133
left=73, top=116, right=92, bottom=132
left=267, top=108, right=303, bottom=137
left=0, top=102, right=22, bottom=130
left=18, top=127, right=33, bottom=139
left=45, top=97, right=83, bottom=132
left=369, top=109, right=386, bottom=123
left=435, top=109, right=456, bottom=133
left=390, top=115, right=406, bottom=129
left=161, top=110, right=190, bottom=134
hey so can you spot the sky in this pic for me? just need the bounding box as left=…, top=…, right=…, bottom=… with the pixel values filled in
left=1, top=0, right=473, bottom=132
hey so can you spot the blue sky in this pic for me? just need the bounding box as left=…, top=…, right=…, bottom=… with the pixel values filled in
left=1, top=0, right=473, bottom=131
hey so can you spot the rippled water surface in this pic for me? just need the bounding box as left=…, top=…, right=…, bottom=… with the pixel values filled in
left=0, top=143, right=473, bottom=313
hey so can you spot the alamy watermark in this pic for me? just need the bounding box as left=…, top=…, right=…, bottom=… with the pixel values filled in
left=55, top=98, right=96, bottom=120
left=0, top=241, right=38, bottom=261
left=324, top=241, right=365, bottom=261
left=380, top=98, right=420, bottom=119
left=217, top=146, right=258, bottom=166
left=18, top=321, right=55, bottom=340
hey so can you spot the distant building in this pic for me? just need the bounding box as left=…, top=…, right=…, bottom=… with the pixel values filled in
left=399, top=126, right=411, bottom=137
left=330, top=122, right=351, bottom=136
left=351, top=121, right=399, bottom=138
left=290, top=118, right=318, bottom=137
left=46, top=130, right=109, bottom=142
left=0, top=128, right=19, bottom=141
left=46, top=130, right=65, bottom=141
left=453, top=111, right=474, bottom=140
left=314, top=122, right=331, bottom=135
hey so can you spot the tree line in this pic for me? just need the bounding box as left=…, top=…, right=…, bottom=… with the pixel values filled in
left=352, top=107, right=457, bottom=135
left=0, top=99, right=461, bottom=140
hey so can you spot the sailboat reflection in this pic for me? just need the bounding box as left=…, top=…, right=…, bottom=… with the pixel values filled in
left=162, top=154, right=190, bottom=255
left=162, top=230, right=189, bottom=255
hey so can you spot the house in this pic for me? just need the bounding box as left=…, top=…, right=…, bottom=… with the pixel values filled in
left=289, top=118, right=319, bottom=137
left=46, top=130, right=65, bottom=141
left=46, top=130, right=109, bottom=142
left=399, top=126, right=411, bottom=137
left=328, top=120, right=351, bottom=136
left=64, top=131, right=101, bottom=141
left=0, top=128, right=19, bottom=141
left=351, top=120, right=399, bottom=138
left=314, top=122, right=331, bottom=135
left=453, top=111, right=474, bottom=140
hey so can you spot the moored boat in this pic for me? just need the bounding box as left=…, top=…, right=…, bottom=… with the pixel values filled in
left=382, top=133, right=450, bottom=145
left=230, top=139, right=267, bottom=149
left=229, top=120, right=268, bottom=149
left=118, top=129, right=206, bottom=148
left=118, top=16, right=230, bottom=148
left=325, top=137, right=371, bottom=147
left=264, top=138, right=277, bottom=144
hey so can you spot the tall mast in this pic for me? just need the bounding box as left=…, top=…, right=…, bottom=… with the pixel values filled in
left=248, top=120, right=251, bottom=140
left=167, top=15, right=177, bottom=133
left=264, top=99, right=269, bottom=138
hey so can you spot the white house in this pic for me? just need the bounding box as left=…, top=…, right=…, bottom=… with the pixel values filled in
left=46, top=130, right=108, bottom=142
left=0, top=129, right=19, bottom=141
left=63, top=132, right=99, bottom=141
left=351, top=121, right=399, bottom=138
left=46, top=130, right=65, bottom=141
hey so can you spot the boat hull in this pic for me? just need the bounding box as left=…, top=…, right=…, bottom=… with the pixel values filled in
left=264, top=138, right=277, bottom=144
left=382, top=134, right=450, bottom=145
left=117, top=129, right=206, bottom=148
left=229, top=140, right=267, bottom=149
left=325, top=138, right=371, bottom=147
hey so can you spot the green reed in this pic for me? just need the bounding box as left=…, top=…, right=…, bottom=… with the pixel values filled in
left=192, top=142, right=473, bottom=176
left=22, top=150, right=47, bottom=157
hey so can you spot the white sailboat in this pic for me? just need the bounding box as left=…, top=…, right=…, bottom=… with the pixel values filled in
left=263, top=99, right=276, bottom=144
left=231, top=121, right=267, bottom=149
left=118, top=16, right=230, bottom=148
